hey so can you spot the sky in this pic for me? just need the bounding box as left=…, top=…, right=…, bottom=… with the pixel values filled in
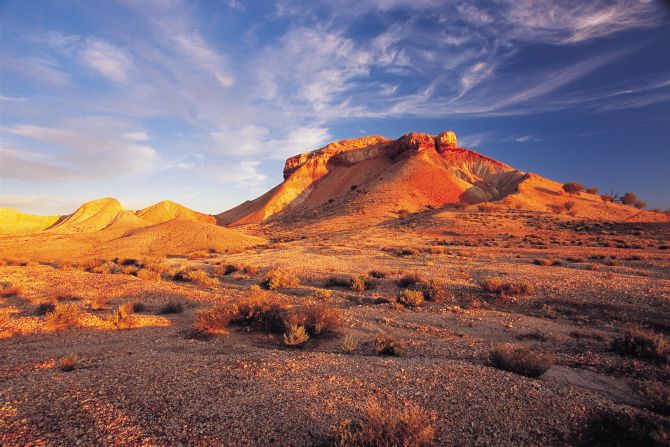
left=1, top=0, right=669, bottom=215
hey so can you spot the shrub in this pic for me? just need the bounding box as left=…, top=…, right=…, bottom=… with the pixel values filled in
left=639, top=382, right=670, bottom=415
left=533, top=258, right=561, bottom=266
left=563, top=201, right=576, bottom=211
left=477, top=203, right=496, bottom=212
left=301, top=304, right=341, bottom=337
left=45, top=303, right=83, bottom=331
left=481, top=278, right=533, bottom=298
left=350, top=275, right=372, bottom=292
left=34, top=302, right=56, bottom=316
left=332, top=401, right=435, bottom=447
left=341, top=334, right=359, bottom=354
left=585, top=187, right=599, bottom=194
left=421, top=279, right=453, bottom=303
left=368, top=270, right=387, bottom=279
left=106, top=304, right=137, bottom=329
left=158, top=301, right=183, bottom=314
left=214, top=263, right=239, bottom=276
left=194, top=306, right=234, bottom=333
left=633, top=200, right=646, bottom=210
left=562, top=182, right=584, bottom=196
left=242, top=265, right=259, bottom=275
left=129, top=302, right=146, bottom=313
left=489, top=345, right=552, bottom=378
left=375, top=336, right=404, bottom=356
left=315, top=288, right=333, bottom=299
left=397, top=289, right=424, bottom=308
left=0, top=285, right=22, bottom=298
left=325, top=276, right=352, bottom=288
left=136, top=268, right=161, bottom=281
left=58, top=354, right=79, bottom=372
left=612, top=328, right=669, bottom=363
left=283, top=324, right=310, bottom=347
left=621, top=192, right=637, bottom=205
left=261, top=269, right=300, bottom=290
left=234, top=294, right=288, bottom=333
left=184, top=268, right=219, bottom=287
left=396, top=273, right=422, bottom=288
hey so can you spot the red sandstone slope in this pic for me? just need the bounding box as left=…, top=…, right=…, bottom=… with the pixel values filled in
left=217, top=131, right=668, bottom=225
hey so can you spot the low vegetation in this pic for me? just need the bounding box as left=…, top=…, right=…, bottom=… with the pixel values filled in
left=261, top=269, right=300, bottom=290
left=420, top=278, right=453, bottom=303
left=331, top=400, right=435, bottom=447
left=158, top=301, right=184, bottom=315
left=489, top=345, right=552, bottom=378
left=0, top=284, right=22, bottom=298
left=283, top=324, right=310, bottom=347
left=397, top=289, right=424, bottom=308
left=612, top=328, right=669, bottom=364
left=44, top=303, right=83, bottom=332
left=375, top=336, right=404, bottom=356
left=57, top=354, right=79, bottom=372
left=396, top=272, right=422, bottom=288
left=341, top=334, right=359, bottom=354
left=480, top=278, right=533, bottom=299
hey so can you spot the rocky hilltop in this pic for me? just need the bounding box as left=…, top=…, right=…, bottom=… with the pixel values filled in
left=218, top=130, right=668, bottom=225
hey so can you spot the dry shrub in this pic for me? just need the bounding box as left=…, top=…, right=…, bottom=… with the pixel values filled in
left=233, top=293, right=289, bottom=333
left=477, top=203, right=496, bottom=213
left=341, top=334, right=359, bottom=354
left=421, top=279, right=453, bottom=303
left=325, top=276, right=352, bottom=288
left=396, top=273, right=422, bottom=288
left=533, top=258, right=561, bottom=266
left=581, top=409, right=670, bottom=447
left=45, top=303, right=83, bottom=332
left=194, top=306, right=234, bottom=333
left=34, top=302, right=56, bottom=316
left=332, top=400, right=435, bottom=447
left=639, top=381, right=670, bottom=415
left=301, top=304, right=341, bottom=337
left=350, top=275, right=373, bottom=292
left=158, top=301, right=183, bottom=315
left=184, top=268, right=219, bottom=287
left=283, top=324, right=310, bottom=347
left=57, top=354, right=79, bottom=372
left=129, top=302, right=146, bottom=312
left=316, top=288, right=333, bottom=299
left=136, top=268, right=161, bottom=281
left=106, top=303, right=137, bottom=329
left=368, top=270, right=387, bottom=279
left=612, top=328, right=669, bottom=363
left=214, top=263, right=239, bottom=276
left=481, top=278, right=533, bottom=298
left=397, top=289, right=424, bottom=308
left=0, top=285, right=22, bottom=298
left=489, top=345, right=552, bottom=378
left=90, top=261, right=117, bottom=274
left=375, top=336, right=404, bottom=356
left=261, top=269, right=300, bottom=290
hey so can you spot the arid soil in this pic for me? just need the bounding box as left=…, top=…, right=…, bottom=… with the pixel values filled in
left=1, top=208, right=669, bottom=446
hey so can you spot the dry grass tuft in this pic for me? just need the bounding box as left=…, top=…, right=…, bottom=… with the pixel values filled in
left=158, top=301, right=184, bottom=315
left=397, top=289, right=424, bottom=308
left=45, top=303, right=83, bottom=332
left=341, top=334, right=359, bottom=354
left=194, top=306, right=235, bottom=333
left=533, top=258, right=562, bottom=266
left=0, top=285, right=22, bottom=298
left=489, top=345, right=552, bottom=378
left=301, top=304, right=342, bottom=337
left=106, top=303, right=137, bottom=329
left=612, top=328, right=669, bottom=364
left=332, top=400, right=435, bottom=447
left=375, top=336, right=404, bottom=356
left=481, top=278, right=533, bottom=299
left=261, top=269, right=300, bottom=290
left=396, top=273, right=422, bottom=288
left=136, top=268, right=162, bottom=281
left=283, top=324, right=310, bottom=347
left=57, top=354, right=79, bottom=372
left=34, top=302, right=56, bottom=316
left=421, top=279, right=453, bottom=303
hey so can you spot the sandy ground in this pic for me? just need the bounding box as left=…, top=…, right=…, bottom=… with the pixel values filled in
left=1, top=208, right=669, bottom=446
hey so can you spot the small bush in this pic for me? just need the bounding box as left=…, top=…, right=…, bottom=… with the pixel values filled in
left=283, top=324, right=310, bottom=347
left=194, top=306, right=234, bottom=333
left=350, top=275, right=372, bottom=292
left=106, top=304, right=137, bottom=329
left=612, top=328, right=669, bottom=363
left=184, top=268, right=219, bottom=287
left=45, top=303, right=83, bottom=331
left=481, top=278, right=533, bottom=298
left=129, top=302, right=146, bottom=313
left=214, top=263, right=239, bottom=276
left=639, top=382, right=670, bottom=415
left=57, top=354, right=79, bottom=372
left=0, top=285, right=22, bottom=298
left=261, top=269, right=300, bottom=290
left=301, top=304, right=341, bottom=337
left=325, top=276, right=352, bottom=288
left=136, top=268, right=161, bottom=281
left=396, top=273, right=422, bottom=288
left=34, top=302, right=56, bottom=316
left=533, top=258, right=561, bottom=266
left=234, top=294, right=288, bottom=333
left=368, top=270, right=387, bottom=279
left=332, top=400, right=434, bottom=447
left=341, top=334, right=359, bottom=354
left=158, top=301, right=183, bottom=314
left=375, top=336, right=404, bottom=356
left=489, top=345, right=552, bottom=378
left=315, top=288, right=333, bottom=299
left=397, top=289, right=424, bottom=308
left=421, top=279, right=453, bottom=303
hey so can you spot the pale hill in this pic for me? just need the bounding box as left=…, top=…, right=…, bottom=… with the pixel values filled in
left=137, top=200, right=216, bottom=225
left=50, top=197, right=126, bottom=232
left=0, top=208, right=60, bottom=234
left=96, top=218, right=265, bottom=258
left=1, top=198, right=218, bottom=235
left=218, top=130, right=668, bottom=224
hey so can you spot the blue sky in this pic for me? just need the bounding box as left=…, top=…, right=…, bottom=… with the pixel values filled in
left=1, top=0, right=669, bottom=215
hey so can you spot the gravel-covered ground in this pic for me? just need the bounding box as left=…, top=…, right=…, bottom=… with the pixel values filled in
left=1, top=210, right=669, bottom=446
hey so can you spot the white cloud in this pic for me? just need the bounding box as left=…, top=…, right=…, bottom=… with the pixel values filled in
left=80, top=38, right=133, bottom=82
left=513, top=135, right=542, bottom=143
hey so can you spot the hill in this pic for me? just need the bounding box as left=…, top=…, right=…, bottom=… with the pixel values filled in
left=0, top=208, right=60, bottom=234
left=218, top=131, right=667, bottom=225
